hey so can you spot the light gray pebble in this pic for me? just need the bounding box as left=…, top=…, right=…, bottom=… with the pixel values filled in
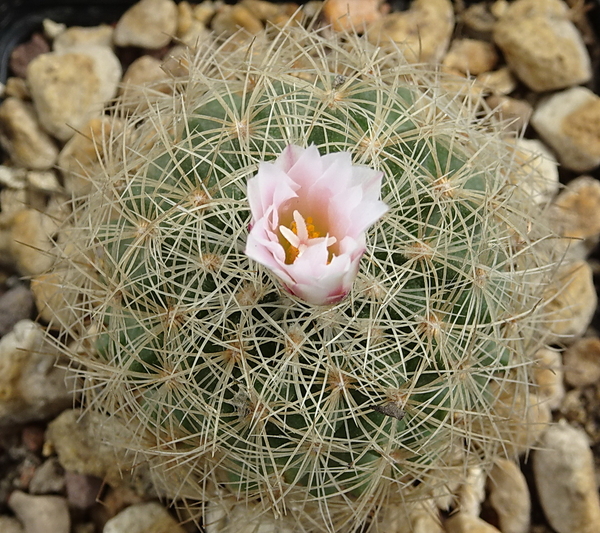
left=8, top=491, right=70, bottom=533
left=534, top=422, right=600, bottom=533
left=29, top=457, right=65, bottom=495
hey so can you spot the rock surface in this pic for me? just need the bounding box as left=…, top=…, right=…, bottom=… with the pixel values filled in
left=445, top=513, right=501, bottom=533
left=534, top=422, right=600, bottom=533
left=544, top=260, right=597, bottom=341
left=493, top=0, right=591, bottom=91
left=8, top=491, right=70, bottom=533
left=487, top=459, right=531, bottom=533
left=104, top=502, right=186, bottom=533
left=532, top=86, right=600, bottom=173
left=533, top=347, right=565, bottom=411
left=551, top=175, right=600, bottom=249
left=0, top=97, right=58, bottom=170
left=0, top=320, right=73, bottom=426
left=563, top=337, right=600, bottom=388
left=443, top=38, right=498, bottom=75
left=367, top=0, right=454, bottom=63
left=114, top=0, right=178, bottom=49
left=27, top=45, right=121, bottom=142
left=58, top=116, right=124, bottom=197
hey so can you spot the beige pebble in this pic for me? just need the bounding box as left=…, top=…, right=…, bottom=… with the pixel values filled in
left=486, top=95, right=532, bottom=133
left=493, top=0, right=591, bottom=91
left=10, top=209, right=58, bottom=276
left=544, top=260, right=596, bottom=341
left=53, top=24, right=114, bottom=52
left=0, top=165, right=26, bottom=189
left=27, top=170, right=61, bottom=193
left=0, top=97, right=58, bottom=170
left=193, top=1, right=217, bottom=25
left=46, top=409, right=145, bottom=490
left=534, top=422, right=600, bottom=533
left=322, top=0, right=384, bottom=33
left=31, top=272, right=79, bottom=330
left=104, top=502, right=186, bottom=533
left=445, top=513, right=501, bottom=533
left=476, top=67, right=517, bottom=96
left=458, top=467, right=486, bottom=517
left=0, top=320, right=73, bottom=426
left=240, top=0, right=286, bottom=23
left=443, top=38, right=498, bottom=76
left=491, top=383, right=551, bottom=456
left=4, top=77, right=30, bottom=99
left=461, top=3, right=496, bottom=40
left=177, top=1, right=194, bottom=37
left=204, top=493, right=295, bottom=533
left=563, top=337, right=600, bottom=388
left=0, top=516, right=24, bottom=533
left=8, top=491, right=69, bottom=533
left=211, top=4, right=264, bottom=37
left=551, top=175, right=600, bottom=245
left=487, top=459, right=530, bottom=533
left=532, top=87, right=600, bottom=173
left=43, top=18, right=67, bottom=40
left=533, top=347, right=564, bottom=411
left=114, top=0, right=178, bottom=49
left=58, top=116, right=124, bottom=197
left=27, top=45, right=121, bottom=142
left=509, top=138, right=559, bottom=206
left=377, top=499, right=443, bottom=533
left=367, top=0, right=454, bottom=63
left=119, top=55, right=172, bottom=112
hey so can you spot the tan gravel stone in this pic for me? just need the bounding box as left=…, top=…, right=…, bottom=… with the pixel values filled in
left=114, top=0, right=178, bottom=49
left=211, top=4, right=264, bottom=37
left=551, top=175, right=600, bottom=244
left=8, top=491, right=69, bottom=533
left=0, top=97, right=58, bottom=170
left=377, top=499, right=444, bottom=533
left=533, top=347, right=564, bottom=411
left=563, top=337, right=600, bottom=388
left=532, top=87, right=600, bottom=173
left=445, top=513, right=501, bottom=533
left=0, top=516, right=24, bottom=533
left=58, top=116, right=124, bottom=197
left=322, top=0, right=385, bottom=33
left=119, top=55, right=172, bottom=112
left=544, top=260, right=596, bottom=341
left=476, top=67, right=516, bottom=96
left=27, top=45, right=121, bottom=142
left=366, top=0, right=454, bottom=63
left=53, top=24, right=114, bottom=52
left=493, top=0, right=591, bottom=91
left=487, top=459, right=530, bottom=533
left=9, top=208, right=58, bottom=276
left=509, top=138, right=559, bottom=206
left=486, top=95, right=532, bottom=133
left=443, top=38, right=498, bottom=75
left=534, top=422, right=600, bottom=533
left=46, top=409, right=146, bottom=490
left=0, top=320, right=73, bottom=426
left=104, top=502, right=186, bottom=533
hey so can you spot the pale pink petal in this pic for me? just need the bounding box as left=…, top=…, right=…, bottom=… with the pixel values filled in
left=245, top=144, right=388, bottom=306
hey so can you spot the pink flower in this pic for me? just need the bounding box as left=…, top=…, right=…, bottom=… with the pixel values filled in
left=245, top=144, right=388, bottom=305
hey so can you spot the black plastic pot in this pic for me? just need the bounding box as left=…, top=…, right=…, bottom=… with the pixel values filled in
left=0, top=0, right=138, bottom=82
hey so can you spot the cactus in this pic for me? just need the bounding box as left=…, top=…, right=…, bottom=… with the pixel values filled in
left=52, top=25, right=559, bottom=532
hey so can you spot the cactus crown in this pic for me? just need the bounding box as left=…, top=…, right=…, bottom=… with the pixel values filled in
left=53, top=24, right=558, bottom=532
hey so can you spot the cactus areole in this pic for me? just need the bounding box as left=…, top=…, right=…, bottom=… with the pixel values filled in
left=51, top=26, right=560, bottom=533
left=245, top=144, right=388, bottom=305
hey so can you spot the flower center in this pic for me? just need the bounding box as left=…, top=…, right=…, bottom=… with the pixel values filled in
left=280, top=210, right=336, bottom=264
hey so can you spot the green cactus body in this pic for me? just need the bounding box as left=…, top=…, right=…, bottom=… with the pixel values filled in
left=55, top=26, right=557, bottom=532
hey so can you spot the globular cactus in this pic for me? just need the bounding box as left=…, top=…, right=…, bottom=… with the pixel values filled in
left=52, top=24, right=559, bottom=532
